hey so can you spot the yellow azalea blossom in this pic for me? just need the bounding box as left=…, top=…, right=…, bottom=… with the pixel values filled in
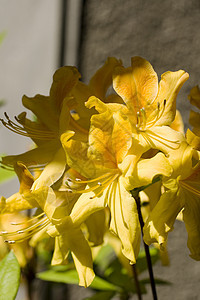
left=143, top=142, right=200, bottom=260
left=0, top=167, right=95, bottom=287
left=60, top=95, right=172, bottom=266
left=1, top=58, right=121, bottom=190
left=112, top=56, right=188, bottom=156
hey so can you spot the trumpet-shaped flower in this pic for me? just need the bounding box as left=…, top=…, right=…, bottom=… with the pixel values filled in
left=0, top=165, right=95, bottom=287
left=61, top=95, right=172, bottom=266
left=1, top=58, right=121, bottom=190
left=143, top=142, right=200, bottom=260
left=113, top=57, right=188, bottom=155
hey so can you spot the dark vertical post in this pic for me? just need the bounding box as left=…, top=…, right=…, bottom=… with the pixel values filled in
left=58, top=0, right=68, bottom=67
left=77, top=0, right=87, bottom=73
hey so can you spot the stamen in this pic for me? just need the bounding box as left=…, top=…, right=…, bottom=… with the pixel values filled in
left=72, top=173, right=112, bottom=184
left=2, top=217, right=50, bottom=244
left=140, top=107, right=146, bottom=129
left=179, top=181, right=200, bottom=197
left=87, top=173, right=119, bottom=199
left=1, top=113, right=56, bottom=140
left=5, top=240, right=15, bottom=244
left=70, top=174, right=116, bottom=194
left=147, top=99, right=167, bottom=128
left=10, top=212, right=45, bottom=225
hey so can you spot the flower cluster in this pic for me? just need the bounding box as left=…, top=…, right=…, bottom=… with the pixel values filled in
left=0, top=57, right=200, bottom=287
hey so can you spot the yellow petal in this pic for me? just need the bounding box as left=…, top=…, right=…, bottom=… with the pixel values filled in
left=52, top=227, right=95, bottom=287
left=22, top=94, right=59, bottom=132
left=108, top=178, right=141, bottom=264
left=71, top=82, right=95, bottom=130
left=32, top=147, right=66, bottom=190
left=66, top=192, right=105, bottom=227
left=186, top=129, right=200, bottom=151
left=189, top=110, right=200, bottom=129
left=89, top=57, right=122, bottom=100
left=128, top=152, right=172, bottom=189
left=113, top=57, right=158, bottom=115
left=0, top=193, right=37, bottom=214
left=61, top=131, right=98, bottom=178
left=182, top=192, right=200, bottom=260
left=22, top=66, right=80, bottom=131
left=50, top=66, right=81, bottom=110
left=84, top=210, right=106, bottom=246
left=143, top=187, right=182, bottom=246
left=155, top=70, right=189, bottom=126
left=170, top=110, right=184, bottom=133
left=1, top=139, right=60, bottom=168
left=188, top=85, right=200, bottom=110
left=86, top=96, right=132, bottom=166
left=144, top=125, right=185, bottom=153
left=14, top=162, right=34, bottom=193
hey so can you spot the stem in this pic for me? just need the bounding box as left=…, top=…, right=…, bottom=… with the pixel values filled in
left=134, top=193, right=158, bottom=300
left=132, top=264, right=142, bottom=300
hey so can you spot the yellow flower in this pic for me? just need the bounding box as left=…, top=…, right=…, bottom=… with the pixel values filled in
left=113, top=56, right=188, bottom=155
left=0, top=165, right=95, bottom=287
left=143, top=142, right=200, bottom=260
left=60, top=95, right=172, bottom=266
left=1, top=58, right=121, bottom=190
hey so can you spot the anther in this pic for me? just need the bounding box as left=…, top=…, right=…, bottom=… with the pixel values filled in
left=17, top=230, right=24, bottom=234
left=98, top=182, right=102, bottom=186
left=66, top=178, right=72, bottom=182
left=0, top=231, right=7, bottom=234
left=5, top=240, right=15, bottom=244
left=75, top=178, right=81, bottom=182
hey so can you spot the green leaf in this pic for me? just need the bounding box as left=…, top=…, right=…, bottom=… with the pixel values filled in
left=37, top=269, right=79, bottom=285
left=91, top=276, right=120, bottom=291
left=37, top=268, right=120, bottom=292
left=84, top=291, right=115, bottom=300
left=104, top=258, right=146, bottom=294
left=140, top=278, right=171, bottom=285
left=0, top=167, right=16, bottom=183
left=94, top=244, right=115, bottom=274
left=0, top=251, right=21, bottom=300
left=136, top=248, right=160, bottom=274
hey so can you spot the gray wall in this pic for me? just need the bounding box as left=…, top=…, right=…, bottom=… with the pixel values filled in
left=0, top=1, right=200, bottom=299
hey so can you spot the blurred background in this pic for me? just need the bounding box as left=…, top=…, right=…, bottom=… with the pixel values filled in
left=0, top=0, right=200, bottom=299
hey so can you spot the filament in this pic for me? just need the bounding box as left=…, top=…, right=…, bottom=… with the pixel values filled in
left=0, top=214, right=50, bottom=244
left=179, top=181, right=200, bottom=197
left=1, top=113, right=56, bottom=140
